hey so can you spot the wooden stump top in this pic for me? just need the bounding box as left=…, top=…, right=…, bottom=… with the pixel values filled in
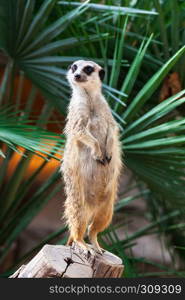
left=10, top=244, right=124, bottom=278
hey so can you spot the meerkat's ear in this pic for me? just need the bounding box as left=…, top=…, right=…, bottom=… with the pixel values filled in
left=99, top=68, right=105, bottom=81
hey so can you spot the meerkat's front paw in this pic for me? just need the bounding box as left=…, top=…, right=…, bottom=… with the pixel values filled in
left=91, top=146, right=106, bottom=165
left=96, top=154, right=112, bottom=165
left=105, top=154, right=112, bottom=163
left=96, top=157, right=106, bottom=165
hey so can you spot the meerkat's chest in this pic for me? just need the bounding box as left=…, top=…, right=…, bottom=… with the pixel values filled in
left=88, top=110, right=108, bottom=137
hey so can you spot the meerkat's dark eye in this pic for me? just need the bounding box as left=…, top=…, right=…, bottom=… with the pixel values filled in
left=71, top=64, right=77, bottom=73
left=83, top=65, right=94, bottom=75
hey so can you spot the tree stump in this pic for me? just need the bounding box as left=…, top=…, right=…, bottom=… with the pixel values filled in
left=10, top=244, right=124, bottom=278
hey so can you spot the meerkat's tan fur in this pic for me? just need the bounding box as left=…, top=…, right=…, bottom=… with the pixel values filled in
left=61, top=60, right=122, bottom=254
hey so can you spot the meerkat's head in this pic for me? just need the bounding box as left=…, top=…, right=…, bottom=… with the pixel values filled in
left=67, top=60, right=105, bottom=90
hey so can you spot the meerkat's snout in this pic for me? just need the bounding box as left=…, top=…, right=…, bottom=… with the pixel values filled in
left=73, top=72, right=86, bottom=83
left=74, top=73, right=81, bottom=81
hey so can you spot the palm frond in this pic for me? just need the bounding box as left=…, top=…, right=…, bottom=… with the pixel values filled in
left=0, top=107, right=64, bottom=159
left=0, top=0, right=108, bottom=112
left=59, top=1, right=158, bottom=15
left=123, top=45, right=185, bottom=122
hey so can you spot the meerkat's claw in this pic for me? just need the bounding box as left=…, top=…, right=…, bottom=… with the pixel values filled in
left=96, top=154, right=112, bottom=165
left=87, top=247, right=96, bottom=256
left=92, top=152, right=105, bottom=165
left=95, top=248, right=103, bottom=255
left=88, top=244, right=103, bottom=255
left=73, top=241, right=95, bottom=256
left=105, top=155, right=112, bottom=163
left=93, top=245, right=104, bottom=255
left=88, top=241, right=105, bottom=255
left=96, top=158, right=106, bottom=165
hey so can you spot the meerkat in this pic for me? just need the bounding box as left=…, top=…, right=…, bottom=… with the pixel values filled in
left=61, top=60, right=122, bottom=254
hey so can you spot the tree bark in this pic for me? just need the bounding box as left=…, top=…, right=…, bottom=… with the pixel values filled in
left=10, top=243, right=124, bottom=278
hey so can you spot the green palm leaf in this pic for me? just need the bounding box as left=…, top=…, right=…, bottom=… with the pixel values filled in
left=123, top=45, right=185, bottom=122
left=0, top=0, right=106, bottom=113
left=59, top=1, right=158, bottom=15
left=0, top=107, right=64, bottom=159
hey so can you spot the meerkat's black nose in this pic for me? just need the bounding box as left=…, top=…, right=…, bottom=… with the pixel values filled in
left=75, top=74, right=81, bottom=80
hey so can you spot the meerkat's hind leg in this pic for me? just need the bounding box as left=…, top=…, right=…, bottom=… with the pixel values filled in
left=87, top=228, right=104, bottom=255
left=88, top=202, right=113, bottom=255
left=66, top=216, right=95, bottom=255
